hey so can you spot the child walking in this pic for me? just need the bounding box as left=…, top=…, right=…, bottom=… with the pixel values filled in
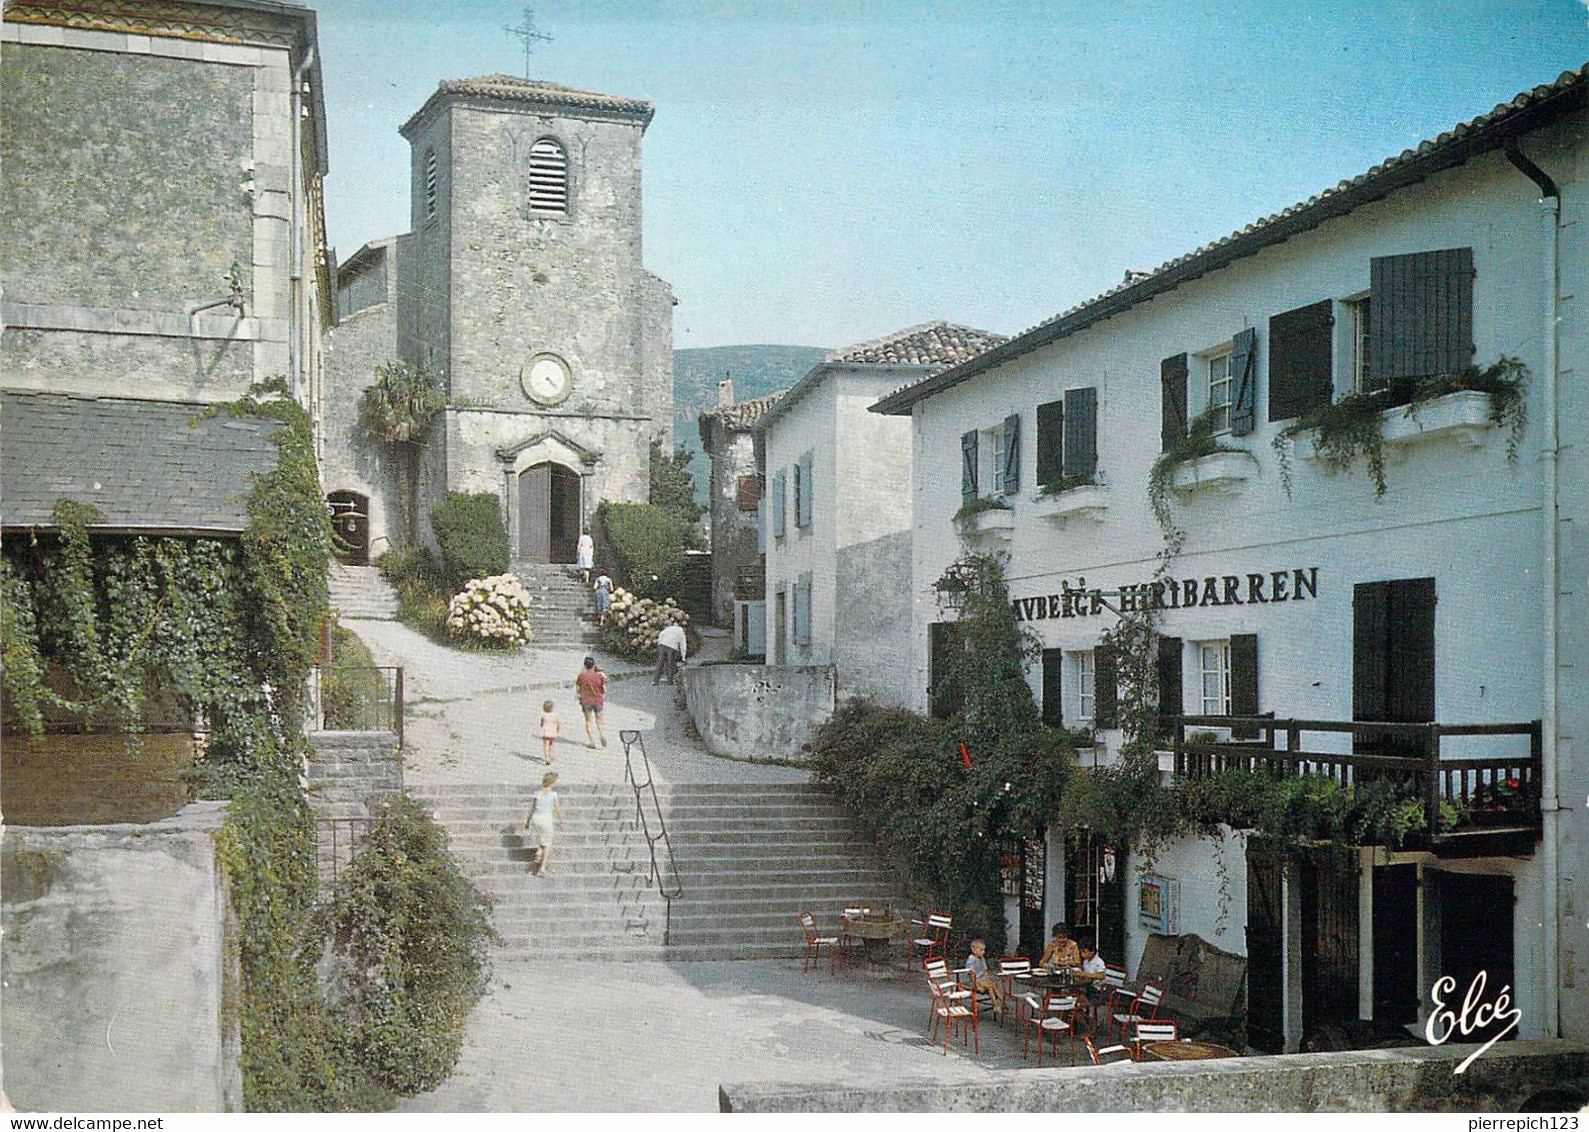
left=523, top=771, right=563, bottom=877
left=539, top=699, right=560, bottom=764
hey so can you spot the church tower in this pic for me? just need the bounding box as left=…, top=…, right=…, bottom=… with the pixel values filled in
left=398, top=75, right=674, bottom=563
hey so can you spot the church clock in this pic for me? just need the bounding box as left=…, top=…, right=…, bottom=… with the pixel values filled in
left=521, top=353, right=572, bottom=406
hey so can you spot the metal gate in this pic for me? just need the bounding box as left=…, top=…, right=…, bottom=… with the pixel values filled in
left=1302, top=852, right=1361, bottom=1035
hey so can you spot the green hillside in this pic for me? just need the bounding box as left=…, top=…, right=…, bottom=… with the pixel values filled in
left=672, top=344, right=829, bottom=504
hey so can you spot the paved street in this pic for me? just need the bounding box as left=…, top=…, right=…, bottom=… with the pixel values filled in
left=398, top=957, right=1038, bottom=1112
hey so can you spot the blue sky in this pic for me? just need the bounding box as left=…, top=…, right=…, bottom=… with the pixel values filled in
left=315, top=1, right=1589, bottom=349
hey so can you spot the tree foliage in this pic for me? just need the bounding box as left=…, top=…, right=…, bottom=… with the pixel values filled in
left=359, top=362, right=444, bottom=545
left=429, top=491, right=510, bottom=594
left=597, top=500, right=693, bottom=600
left=648, top=437, right=705, bottom=524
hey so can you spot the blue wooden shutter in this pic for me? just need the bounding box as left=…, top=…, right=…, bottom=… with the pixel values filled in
left=961, top=430, right=979, bottom=502
left=756, top=498, right=767, bottom=553
left=771, top=469, right=786, bottom=536
left=791, top=459, right=803, bottom=529
left=1229, top=328, right=1258, bottom=436
left=1369, top=247, right=1474, bottom=400
left=794, top=572, right=812, bottom=644
left=1230, top=633, right=1259, bottom=738
left=798, top=451, right=813, bottom=527
left=1268, top=300, right=1334, bottom=421
left=1062, top=387, right=1097, bottom=480
left=1161, top=353, right=1188, bottom=451
left=1036, top=400, right=1064, bottom=487
left=1000, top=413, right=1021, bottom=493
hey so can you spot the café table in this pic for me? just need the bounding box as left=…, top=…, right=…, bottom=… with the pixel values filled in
left=843, top=915, right=904, bottom=970
left=1142, top=1040, right=1241, bottom=1061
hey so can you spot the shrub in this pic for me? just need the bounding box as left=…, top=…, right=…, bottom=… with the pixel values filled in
left=600, top=585, right=688, bottom=659
left=430, top=492, right=509, bottom=594
left=321, top=796, right=496, bottom=1096
left=374, top=547, right=449, bottom=638
left=445, top=573, right=533, bottom=648
left=597, top=501, right=691, bottom=600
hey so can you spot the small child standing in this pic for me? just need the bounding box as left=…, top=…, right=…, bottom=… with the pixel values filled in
left=539, top=699, right=560, bottom=764
left=523, top=771, right=564, bottom=877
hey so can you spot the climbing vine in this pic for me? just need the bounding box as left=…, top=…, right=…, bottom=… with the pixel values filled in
left=1147, top=406, right=1247, bottom=552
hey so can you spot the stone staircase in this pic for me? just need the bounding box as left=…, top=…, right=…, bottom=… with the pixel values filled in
left=411, top=781, right=904, bottom=961
left=513, top=562, right=600, bottom=647
left=327, top=562, right=399, bottom=620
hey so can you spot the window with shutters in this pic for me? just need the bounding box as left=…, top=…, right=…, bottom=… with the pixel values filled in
left=423, top=149, right=439, bottom=222
left=1077, top=652, right=1096, bottom=722
left=528, top=137, right=569, bottom=215
left=1367, top=247, right=1474, bottom=403
left=1198, top=640, right=1232, bottom=715
left=1061, top=387, right=1100, bottom=483
left=736, top=474, right=762, bottom=512
left=1206, top=351, right=1233, bottom=434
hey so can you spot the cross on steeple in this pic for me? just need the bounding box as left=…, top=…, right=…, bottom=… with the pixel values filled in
left=503, top=6, right=552, bottom=79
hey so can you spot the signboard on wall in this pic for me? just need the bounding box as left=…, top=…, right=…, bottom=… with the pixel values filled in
left=1139, top=873, right=1179, bottom=934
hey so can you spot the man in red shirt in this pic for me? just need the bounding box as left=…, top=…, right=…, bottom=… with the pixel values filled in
left=575, top=655, right=608, bottom=748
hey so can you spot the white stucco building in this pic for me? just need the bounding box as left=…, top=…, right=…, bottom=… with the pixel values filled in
left=874, top=64, right=1587, bottom=1050
left=759, top=323, right=1004, bottom=703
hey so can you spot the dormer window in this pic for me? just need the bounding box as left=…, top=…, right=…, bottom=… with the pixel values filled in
left=528, top=137, right=569, bottom=214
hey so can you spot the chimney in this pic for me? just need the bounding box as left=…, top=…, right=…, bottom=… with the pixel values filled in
left=717, top=374, right=734, bottom=407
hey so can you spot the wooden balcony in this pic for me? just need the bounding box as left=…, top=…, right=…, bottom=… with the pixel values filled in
left=1166, top=715, right=1542, bottom=858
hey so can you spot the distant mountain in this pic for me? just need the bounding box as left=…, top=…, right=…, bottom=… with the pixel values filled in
left=672, top=344, right=829, bottom=505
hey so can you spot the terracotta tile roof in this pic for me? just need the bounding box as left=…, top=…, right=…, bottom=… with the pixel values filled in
left=873, top=62, right=1589, bottom=415
left=699, top=390, right=786, bottom=445
left=402, top=74, right=653, bottom=135
left=825, top=321, right=1008, bottom=367
left=1, top=391, right=282, bottom=533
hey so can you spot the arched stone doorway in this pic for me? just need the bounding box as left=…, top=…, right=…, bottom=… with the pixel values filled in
left=519, top=461, right=581, bottom=563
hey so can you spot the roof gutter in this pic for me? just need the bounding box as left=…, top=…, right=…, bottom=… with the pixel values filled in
left=872, top=70, right=1586, bottom=416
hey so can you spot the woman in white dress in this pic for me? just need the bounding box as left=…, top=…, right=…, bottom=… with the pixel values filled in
left=523, top=771, right=564, bottom=876
left=576, top=530, right=594, bottom=584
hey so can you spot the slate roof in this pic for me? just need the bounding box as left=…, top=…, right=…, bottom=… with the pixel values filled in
left=401, top=74, right=654, bottom=136
left=826, top=321, right=1008, bottom=367
left=698, top=390, right=787, bottom=447
left=873, top=62, right=1589, bottom=415
left=1, top=391, right=283, bottom=534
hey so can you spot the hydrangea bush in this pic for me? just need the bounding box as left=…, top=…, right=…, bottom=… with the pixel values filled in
left=601, top=585, right=688, bottom=659
left=445, top=573, right=533, bottom=648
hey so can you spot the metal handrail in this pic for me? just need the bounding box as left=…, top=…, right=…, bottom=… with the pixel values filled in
left=619, top=728, right=683, bottom=943
left=307, top=665, right=404, bottom=744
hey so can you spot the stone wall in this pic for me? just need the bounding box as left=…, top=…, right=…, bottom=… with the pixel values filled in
left=720, top=1041, right=1589, bottom=1113
left=681, top=663, right=834, bottom=761
left=1, top=803, right=242, bottom=1112
left=306, top=730, right=402, bottom=821
left=833, top=529, right=913, bottom=706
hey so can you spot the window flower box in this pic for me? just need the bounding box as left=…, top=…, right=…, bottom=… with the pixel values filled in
left=1296, top=390, right=1495, bottom=464
left=1031, top=484, right=1109, bottom=524
left=1169, top=450, right=1259, bottom=496
left=966, top=505, right=1015, bottom=540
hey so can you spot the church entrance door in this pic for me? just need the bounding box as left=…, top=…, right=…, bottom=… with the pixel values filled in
left=519, top=462, right=581, bottom=563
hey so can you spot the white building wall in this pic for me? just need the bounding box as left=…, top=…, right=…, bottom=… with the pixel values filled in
left=764, top=378, right=837, bottom=664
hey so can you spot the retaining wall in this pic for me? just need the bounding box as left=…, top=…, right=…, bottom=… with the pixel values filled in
left=682, top=663, right=834, bottom=761
left=1, top=803, right=241, bottom=1112
left=720, top=1041, right=1589, bottom=1113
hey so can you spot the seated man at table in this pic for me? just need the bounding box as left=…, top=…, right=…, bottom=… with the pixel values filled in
left=964, top=939, right=1004, bottom=1014
left=1078, top=943, right=1107, bottom=1003
left=1040, top=922, right=1081, bottom=970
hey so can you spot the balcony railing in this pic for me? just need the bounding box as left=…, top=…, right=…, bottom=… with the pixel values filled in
left=1166, top=714, right=1542, bottom=851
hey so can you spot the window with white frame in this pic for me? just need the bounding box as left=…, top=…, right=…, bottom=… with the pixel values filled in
left=1077, top=652, right=1096, bottom=722
left=1349, top=295, right=1373, bottom=393
left=1198, top=640, right=1232, bottom=715
left=1206, top=351, right=1233, bottom=433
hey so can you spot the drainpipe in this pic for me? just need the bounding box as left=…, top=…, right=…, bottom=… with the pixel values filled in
left=1505, top=138, right=1560, bottom=1039
left=289, top=46, right=317, bottom=406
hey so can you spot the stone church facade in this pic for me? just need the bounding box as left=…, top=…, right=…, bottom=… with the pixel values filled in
left=324, top=75, right=673, bottom=563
